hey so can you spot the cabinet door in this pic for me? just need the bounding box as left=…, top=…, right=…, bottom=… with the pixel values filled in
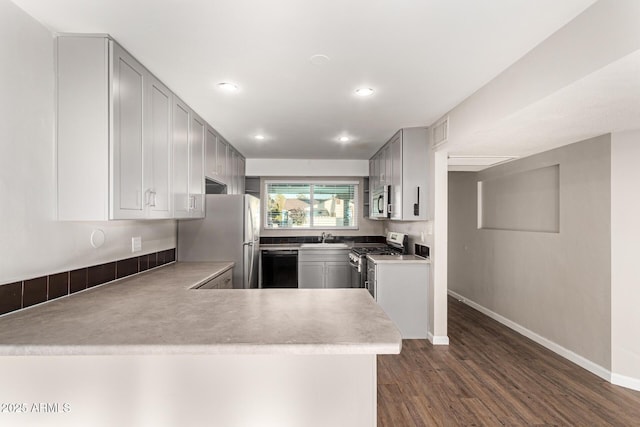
left=390, top=133, right=403, bottom=220
left=229, top=149, right=238, bottom=194
left=376, top=152, right=384, bottom=186
left=205, top=126, right=218, bottom=180
left=384, top=145, right=393, bottom=187
left=172, top=98, right=190, bottom=218
left=298, top=262, right=325, bottom=289
left=325, top=262, right=351, bottom=288
left=111, top=43, right=145, bottom=219
left=216, top=138, right=228, bottom=184
left=145, top=75, right=172, bottom=218
left=189, top=112, right=205, bottom=217
left=238, top=156, right=246, bottom=194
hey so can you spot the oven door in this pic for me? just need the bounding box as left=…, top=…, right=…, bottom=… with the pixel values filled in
left=370, top=185, right=389, bottom=219
left=349, top=256, right=363, bottom=288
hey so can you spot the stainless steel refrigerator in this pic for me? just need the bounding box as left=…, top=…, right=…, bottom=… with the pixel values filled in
left=177, top=194, right=260, bottom=289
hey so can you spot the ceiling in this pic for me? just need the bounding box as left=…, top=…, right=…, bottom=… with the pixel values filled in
left=12, top=0, right=598, bottom=160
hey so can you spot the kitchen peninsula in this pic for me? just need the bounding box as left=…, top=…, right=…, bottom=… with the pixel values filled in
left=0, top=262, right=401, bottom=427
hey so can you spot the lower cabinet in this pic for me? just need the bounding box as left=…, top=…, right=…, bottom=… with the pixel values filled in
left=298, top=249, right=351, bottom=289
left=196, top=269, right=233, bottom=289
left=324, top=262, right=351, bottom=289
left=298, top=262, right=325, bottom=289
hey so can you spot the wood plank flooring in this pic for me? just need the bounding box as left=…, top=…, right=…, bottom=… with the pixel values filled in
left=377, top=296, right=640, bottom=426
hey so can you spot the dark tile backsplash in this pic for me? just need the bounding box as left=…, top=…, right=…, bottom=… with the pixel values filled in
left=48, top=272, right=69, bottom=299
left=0, top=282, right=22, bottom=315
left=260, top=235, right=386, bottom=244
left=88, top=262, right=116, bottom=288
left=116, top=257, right=139, bottom=279
left=69, top=268, right=88, bottom=294
left=0, top=248, right=176, bottom=316
left=23, top=276, right=48, bottom=308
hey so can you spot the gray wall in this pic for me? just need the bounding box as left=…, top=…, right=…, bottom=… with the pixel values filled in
left=448, top=135, right=611, bottom=369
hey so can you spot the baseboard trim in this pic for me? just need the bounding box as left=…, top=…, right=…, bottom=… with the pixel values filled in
left=611, top=373, right=640, bottom=392
left=427, top=332, right=449, bottom=346
left=447, top=290, right=612, bottom=383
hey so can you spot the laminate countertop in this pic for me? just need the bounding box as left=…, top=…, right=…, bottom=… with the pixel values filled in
left=366, top=254, right=431, bottom=264
left=0, top=262, right=402, bottom=356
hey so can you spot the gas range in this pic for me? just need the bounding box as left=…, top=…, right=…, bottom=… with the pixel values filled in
left=350, top=246, right=402, bottom=256
left=348, top=232, right=408, bottom=273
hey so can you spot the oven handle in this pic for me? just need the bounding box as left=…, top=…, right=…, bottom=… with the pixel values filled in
left=348, top=259, right=361, bottom=272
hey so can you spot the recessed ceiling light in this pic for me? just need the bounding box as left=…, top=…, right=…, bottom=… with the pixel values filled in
left=217, top=82, right=239, bottom=92
left=355, top=87, right=374, bottom=97
left=339, top=136, right=350, bottom=142
left=255, top=134, right=265, bottom=140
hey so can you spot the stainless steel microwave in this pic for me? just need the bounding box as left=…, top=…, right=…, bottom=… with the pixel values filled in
left=370, top=185, right=389, bottom=219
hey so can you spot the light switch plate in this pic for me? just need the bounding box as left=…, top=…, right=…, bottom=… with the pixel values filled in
left=131, top=236, right=142, bottom=253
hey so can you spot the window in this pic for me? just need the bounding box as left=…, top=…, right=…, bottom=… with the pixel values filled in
left=265, top=181, right=358, bottom=229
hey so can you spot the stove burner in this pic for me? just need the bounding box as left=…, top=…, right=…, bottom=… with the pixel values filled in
left=351, top=246, right=403, bottom=256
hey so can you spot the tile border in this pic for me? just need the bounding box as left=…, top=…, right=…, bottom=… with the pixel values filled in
left=0, top=248, right=176, bottom=316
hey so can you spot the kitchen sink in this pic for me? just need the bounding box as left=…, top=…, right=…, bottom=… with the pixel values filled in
left=300, top=243, right=349, bottom=249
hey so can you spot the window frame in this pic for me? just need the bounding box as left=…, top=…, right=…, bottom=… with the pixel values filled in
left=263, top=180, right=359, bottom=230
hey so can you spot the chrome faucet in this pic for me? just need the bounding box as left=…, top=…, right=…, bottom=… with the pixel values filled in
left=321, top=232, right=332, bottom=243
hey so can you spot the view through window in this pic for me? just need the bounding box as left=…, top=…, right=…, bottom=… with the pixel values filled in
left=265, top=181, right=358, bottom=229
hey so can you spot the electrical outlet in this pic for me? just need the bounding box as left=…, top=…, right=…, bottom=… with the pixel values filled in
left=131, top=236, right=142, bottom=253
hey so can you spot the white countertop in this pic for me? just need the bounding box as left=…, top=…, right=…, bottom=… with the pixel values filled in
left=367, top=254, right=431, bottom=264
left=0, top=262, right=402, bottom=356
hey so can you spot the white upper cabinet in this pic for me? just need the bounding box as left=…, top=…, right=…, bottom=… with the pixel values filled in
left=369, top=128, right=429, bottom=221
left=229, top=149, right=238, bottom=194
left=189, top=112, right=205, bottom=217
left=111, top=42, right=145, bottom=219
left=216, top=137, right=228, bottom=183
left=57, top=35, right=171, bottom=220
left=238, top=156, right=246, bottom=195
left=205, top=126, right=219, bottom=180
left=172, top=98, right=205, bottom=218
left=57, top=34, right=240, bottom=219
left=144, top=74, right=172, bottom=218
left=172, top=97, right=190, bottom=218
left=205, top=126, right=246, bottom=196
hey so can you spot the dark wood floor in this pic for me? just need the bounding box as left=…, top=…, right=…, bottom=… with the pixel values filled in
left=377, top=296, right=640, bottom=426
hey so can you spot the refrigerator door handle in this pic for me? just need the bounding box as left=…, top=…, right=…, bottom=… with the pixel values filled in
left=247, top=244, right=255, bottom=288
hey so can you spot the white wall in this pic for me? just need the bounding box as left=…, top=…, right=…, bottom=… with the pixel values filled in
left=247, top=159, right=369, bottom=177
left=611, top=130, right=640, bottom=389
left=441, top=0, right=640, bottom=153
left=0, top=0, right=176, bottom=284
left=448, top=135, right=612, bottom=371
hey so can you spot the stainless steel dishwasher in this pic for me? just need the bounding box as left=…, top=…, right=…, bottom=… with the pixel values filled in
left=260, top=250, right=298, bottom=288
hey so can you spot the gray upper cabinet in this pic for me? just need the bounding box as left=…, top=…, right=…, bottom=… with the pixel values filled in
left=369, top=128, right=429, bottom=221
left=205, top=126, right=245, bottom=194
left=216, top=137, right=228, bottom=183
left=145, top=74, right=172, bottom=218
left=57, top=35, right=171, bottom=220
left=172, top=97, right=191, bottom=219
left=172, top=98, right=205, bottom=219
left=57, top=33, right=242, bottom=219
left=205, top=126, right=219, bottom=180
left=189, top=112, right=205, bottom=217
left=111, top=42, right=145, bottom=219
